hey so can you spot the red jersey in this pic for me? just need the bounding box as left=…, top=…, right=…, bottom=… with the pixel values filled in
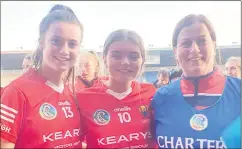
left=76, top=81, right=156, bottom=148
left=0, top=69, right=84, bottom=148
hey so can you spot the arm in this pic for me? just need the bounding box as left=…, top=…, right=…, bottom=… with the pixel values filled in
left=1, top=138, right=15, bottom=148
left=0, top=85, right=26, bottom=148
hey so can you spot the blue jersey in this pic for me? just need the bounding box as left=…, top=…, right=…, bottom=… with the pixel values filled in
left=152, top=76, right=240, bottom=149
left=221, top=116, right=240, bottom=148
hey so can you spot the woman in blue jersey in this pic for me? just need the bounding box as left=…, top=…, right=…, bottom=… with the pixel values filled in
left=152, top=14, right=241, bottom=149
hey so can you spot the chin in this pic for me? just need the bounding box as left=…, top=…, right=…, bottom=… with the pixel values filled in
left=115, top=76, right=134, bottom=83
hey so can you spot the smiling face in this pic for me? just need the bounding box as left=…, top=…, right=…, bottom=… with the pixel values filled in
left=41, top=22, right=81, bottom=73
left=174, top=23, right=216, bottom=77
left=104, top=40, right=143, bottom=83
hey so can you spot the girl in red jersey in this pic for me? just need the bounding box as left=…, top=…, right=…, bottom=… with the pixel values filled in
left=0, top=4, right=84, bottom=148
left=76, top=29, right=157, bottom=148
left=75, top=51, right=107, bottom=91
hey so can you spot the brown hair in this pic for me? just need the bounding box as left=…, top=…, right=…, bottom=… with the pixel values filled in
left=157, top=68, right=170, bottom=79
left=31, top=4, right=83, bottom=90
left=103, top=29, right=146, bottom=65
left=172, top=14, right=216, bottom=48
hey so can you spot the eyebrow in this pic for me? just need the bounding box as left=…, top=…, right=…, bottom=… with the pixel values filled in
left=180, top=35, right=207, bottom=41
left=51, top=35, right=79, bottom=43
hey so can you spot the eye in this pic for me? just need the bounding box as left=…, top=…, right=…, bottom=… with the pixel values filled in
left=197, top=38, right=207, bottom=46
left=111, top=52, right=122, bottom=60
left=68, top=42, right=78, bottom=49
left=129, top=52, right=141, bottom=61
left=180, top=40, right=192, bottom=48
left=51, top=38, right=62, bottom=47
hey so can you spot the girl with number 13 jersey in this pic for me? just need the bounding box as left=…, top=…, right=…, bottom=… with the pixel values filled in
left=0, top=5, right=85, bottom=148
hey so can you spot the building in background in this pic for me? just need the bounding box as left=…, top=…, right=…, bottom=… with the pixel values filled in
left=1, top=45, right=240, bottom=86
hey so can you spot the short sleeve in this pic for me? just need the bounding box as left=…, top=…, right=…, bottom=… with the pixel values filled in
left=151, top=86, right=166, bottom=110
left=0, top=85, right=26, bottom=143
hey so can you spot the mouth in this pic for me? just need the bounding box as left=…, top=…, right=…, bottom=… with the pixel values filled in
left=54, top=56, right=70, bottom=62
left=81, top=74, right=88, bottom=78
left=188, top=57, right=202, bottom=61
left=117, top=69, right=133, bottom=73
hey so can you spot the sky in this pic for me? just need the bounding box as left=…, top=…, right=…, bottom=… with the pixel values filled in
left=1, top=1, right=241, bottom=51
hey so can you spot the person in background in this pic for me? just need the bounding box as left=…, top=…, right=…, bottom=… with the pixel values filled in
left=152, top=14, right=240, bottom=148
left=76, top=29, right=157, bottom=148
left=153, top=68, right=170, bottom=88
left=22, top=53, right=33, bottom=72
left=225, top=56, right=241, bottom=79
left=75, top=50, right=107, bottom=91
left=0, top=4, right=85, bottom=148
left=169, top=68, right=183, bottom=82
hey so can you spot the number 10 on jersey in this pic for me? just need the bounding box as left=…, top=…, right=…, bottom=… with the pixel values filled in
left=117, top=112, right=131, bottom=123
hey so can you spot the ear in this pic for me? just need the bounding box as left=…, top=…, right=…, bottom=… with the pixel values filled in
left=103, top=56, right=108, bottom=68
left=38, top=39, right=45, bottom=51
left=173, top=47, right=180, bottom=67
left=213, top=41, right=217, bottom=56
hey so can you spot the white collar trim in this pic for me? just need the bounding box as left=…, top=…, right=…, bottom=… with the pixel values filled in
left=106, top=87, right=132, bottom=100
left=45, top=80, right=64, bottom=93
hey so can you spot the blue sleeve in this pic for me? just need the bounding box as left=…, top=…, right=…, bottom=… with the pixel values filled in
left=221, top=116, right=241, bottom=148
left=151, top=86, right=167, bottom=110
left=227, top=77, right=241, bottom=100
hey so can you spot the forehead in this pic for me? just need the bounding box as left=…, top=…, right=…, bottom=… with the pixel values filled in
left=177, top=23, right=211, bottom=41
left=108, top=40, right=141, bottom=53
left=46, top=21, right=82, bottom=42
left=225, top=61, right=238, bottom=67
left=79, top=53, right=98, bottom=64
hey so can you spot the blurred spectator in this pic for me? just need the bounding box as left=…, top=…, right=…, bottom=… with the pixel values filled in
left=75, top=51, right=107, bottom=91
left=153, top=68, right=170, bottom=88
left=225, top=56, right=241, bottom=79
left=169, top=68, right=183, bottom=82
left=22, top=54, right=32, bottom=72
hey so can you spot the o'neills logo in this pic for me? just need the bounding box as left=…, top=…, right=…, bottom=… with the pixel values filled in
left=114, top=106, right=131, bottom=112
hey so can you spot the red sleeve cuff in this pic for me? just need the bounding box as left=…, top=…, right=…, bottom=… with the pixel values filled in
left=0, top=132, right=17, bottom=144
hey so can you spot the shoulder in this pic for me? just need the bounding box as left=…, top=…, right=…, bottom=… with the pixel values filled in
left=152, top=79, right=180, bottom=108
left=225, top=76, right=241, bottom=96
left=139, top=82, right=156, bottom=91
left=226, top=76, right=241, bottom=86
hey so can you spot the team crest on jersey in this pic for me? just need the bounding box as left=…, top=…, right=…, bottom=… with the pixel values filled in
left=190, top=114, right=208, bottom=131
left=93, top=109, right=110, bottom=125
left=139, top=105, right=148, bottom=117
left=39, top=103, right=57, bottom=120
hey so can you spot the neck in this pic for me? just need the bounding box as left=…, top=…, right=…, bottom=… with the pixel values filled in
left=183, top=66, right=214, bottom=78
left=183, top=67, right=215, bottom=80
left=80, top=77, right=94, bottom=87
left=106, top=77, right=132, bottom=93
left=39, top=65, right=65, bottom=87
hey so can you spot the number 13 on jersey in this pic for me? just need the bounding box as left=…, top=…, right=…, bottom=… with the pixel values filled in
left=62, top=107, right=74, bottom=118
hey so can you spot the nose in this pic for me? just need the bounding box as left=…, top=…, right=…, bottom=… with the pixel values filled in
left=121, top=56, right=131, bottom=65
left=59, top=43, right=70, bottom=54
left=190, top=41, right=200, bottom=53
